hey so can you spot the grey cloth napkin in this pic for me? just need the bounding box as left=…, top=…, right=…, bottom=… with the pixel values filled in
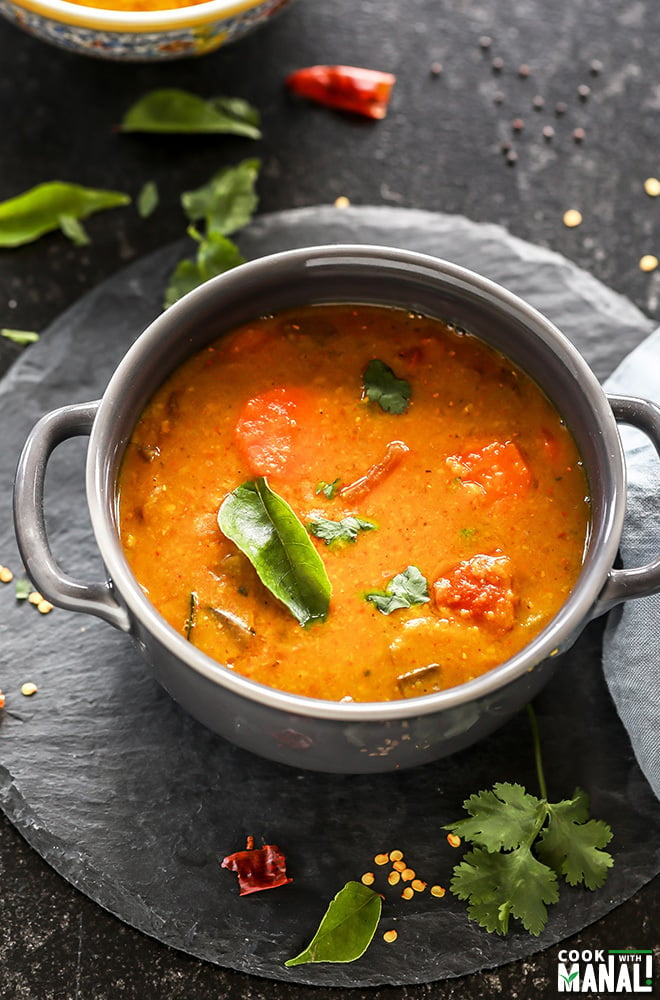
left=602, top=326, right=660, bottom=800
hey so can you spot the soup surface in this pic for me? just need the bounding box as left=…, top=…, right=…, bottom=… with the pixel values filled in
left=64, top=0, right=208, bottom=10
left=118, top=304, right=590, bottom=702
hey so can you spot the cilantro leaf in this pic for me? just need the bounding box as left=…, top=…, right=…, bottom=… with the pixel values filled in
left=537, top=789, right=614, bottom=889
left=316, top=478, right=341, bottom=499
left=164, top=229, right=245, bottom=308
left=445, top=783, right=546, bottom=852
left=362, top=359, right=411, bottom=414
left=452, top=846, right=559, bottom=936
left=181, top=158, right=260, bottom=236
left=307, top=515, right=376, bottom=546
left=366, top=565, right=429, bottom=614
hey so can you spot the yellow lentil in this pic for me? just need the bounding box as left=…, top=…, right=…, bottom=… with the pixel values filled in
left=374, top=853, right=390, bottom=866
left=639, top=254, right=659, bottom=273
left=387, top=870, right=401, bottom=885
left=334, top=195, right=351, bottom=208
left=28, top=591, right=43, bottom=605
left=562, top=209, right=583, bottom=228
left=644, top=177, right=660, bottom=197
left=0, top=565, right=14, bottom=584
left=401, top=887, right=414, bottom=900
left=21, top=682, right=38, bottom=697
left=431, top=885, right=446, bottom=898
left=447, top=833, right=462, bottom=848
left=389, top=849, right=403, bottom=862
left=401, top=868, right=415, bottom=881
left=412, top=879, right=427, bottom=892
left=361, top=872, right=375, bottom=886
left=383, top=929, right=398, bottom=943
left=393, top=860, right=406, bottom=872
left=37, top=599, right=54, bottom=614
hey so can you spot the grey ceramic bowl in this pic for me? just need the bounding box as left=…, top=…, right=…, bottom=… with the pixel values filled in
left=13, top=245, right=660, bottom=772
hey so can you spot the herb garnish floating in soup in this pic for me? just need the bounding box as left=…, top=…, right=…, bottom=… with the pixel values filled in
left=119, top=304, right=591, bottom=702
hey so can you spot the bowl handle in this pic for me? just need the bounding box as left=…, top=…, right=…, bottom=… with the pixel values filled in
left=590, top=392, right=660, bottom=618
left=13, top=401, right=131, bottom=632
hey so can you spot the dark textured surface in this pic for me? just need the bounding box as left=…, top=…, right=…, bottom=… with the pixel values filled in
left=1, top=0, right=660, bottom=996
left=1, top=208, right=660, bottom=992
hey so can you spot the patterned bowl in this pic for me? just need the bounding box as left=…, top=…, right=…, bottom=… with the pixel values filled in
left=0, top=0, right=294, bottom=60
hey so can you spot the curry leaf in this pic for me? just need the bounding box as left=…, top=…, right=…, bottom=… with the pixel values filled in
left=365, top=565, right=429, bottom=614
left=120, top=88, right=261, bottom=139
left=363, top=359, right=411, bottom=414
left=285, top=881, right=382, bottom=966
left=182, top=158, right=260, bottom=235
left=137, top=180, right=159, bottom=218
left=218, top=478, right=331, bottom=627
left=58, top=213, right=90, bottom=247
left=307, top=515, right=376, bottom=546
left=1, top=329, right=39, bottom=345
left=0, top=182, right=130, bottom=248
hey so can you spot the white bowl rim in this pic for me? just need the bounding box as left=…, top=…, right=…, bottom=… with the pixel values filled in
left=8, top=0, right=282, bottom=32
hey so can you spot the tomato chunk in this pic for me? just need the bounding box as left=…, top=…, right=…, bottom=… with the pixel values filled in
left=447, top=439, right=532, bottom=499
left=432, top=553, right=516, bottom=632
left=235, top=387, right=304, bottom=477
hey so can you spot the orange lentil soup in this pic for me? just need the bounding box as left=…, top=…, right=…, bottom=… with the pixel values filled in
left=118, top=304, right=590, bottom=702
left=64, top=0, right=208, bottom=10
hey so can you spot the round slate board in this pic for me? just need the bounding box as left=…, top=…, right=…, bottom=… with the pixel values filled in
left=1, top=206, right=659, bottom=988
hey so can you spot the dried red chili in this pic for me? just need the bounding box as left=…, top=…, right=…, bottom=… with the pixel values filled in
left=285, top=65, right=396, bottom=120
left=221, top=836, right=293, bottom=895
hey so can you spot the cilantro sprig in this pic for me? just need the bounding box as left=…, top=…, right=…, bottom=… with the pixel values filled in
left=165, top=159, right=260, bottom=308
left=444, top=705, right=614, bottom=936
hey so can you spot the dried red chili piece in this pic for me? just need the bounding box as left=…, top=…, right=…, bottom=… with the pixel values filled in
left=285, top=65, right=396, bottom=120
left=221, top=837, right=293, bottom=895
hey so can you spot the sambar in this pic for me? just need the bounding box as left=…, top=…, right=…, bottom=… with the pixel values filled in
left=118, top=303, right=590, bottom=702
